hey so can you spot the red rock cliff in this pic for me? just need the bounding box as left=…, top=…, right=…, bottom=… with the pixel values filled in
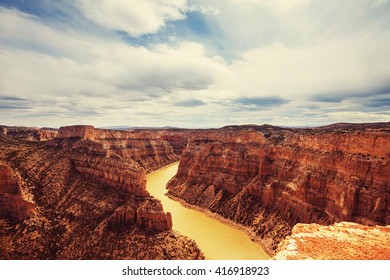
left=0, top=162, right=35, bottom=221
left=57, top=125, right=95, bottom=140
left=55, top=126, right=178, bottom=171
left=167, top=123, right=390, bottom=253
left=159, top=130, right=190, bottom=155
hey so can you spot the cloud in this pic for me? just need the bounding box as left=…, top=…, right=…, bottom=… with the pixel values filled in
left=233, top=97, right=288, bottom=110
left=365, top=96, right=390, bottom=108
left=76, top=0, right=187, bottom=36
left=0, top=96, right=32, bottom=110
left=0, top=1, right=389, bottom=128
left=232, top=0, right=312, bottom=12
left=174, top=98, right=207, bottom=107
left=0, top=7, right=228, bottom=100
left=0, top=5, right=232, bottom=127
left=312, top=96, right=346, bottom=103
left=226, top=36, right=390, bottom=98
left=372, top=0, right=389, bottom=7
left=0, top=96, right=28, bottom=101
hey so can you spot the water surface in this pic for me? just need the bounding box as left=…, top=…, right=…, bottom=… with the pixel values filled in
left=146, top=162, right=269, bottom=260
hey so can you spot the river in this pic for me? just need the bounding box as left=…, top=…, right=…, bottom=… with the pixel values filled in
left=146, top=162, right=270, bottom=260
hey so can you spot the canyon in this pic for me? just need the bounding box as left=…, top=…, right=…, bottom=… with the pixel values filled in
left=167, top=123, right=390, bottom=254
left=0, top=126, right=202, bottom=259
left=1, top=122, right=389, bottom=259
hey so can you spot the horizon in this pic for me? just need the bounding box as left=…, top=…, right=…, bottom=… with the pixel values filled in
left=1, top=120, right=389, bottom=131
left=1, top=0, right=389, bottom=128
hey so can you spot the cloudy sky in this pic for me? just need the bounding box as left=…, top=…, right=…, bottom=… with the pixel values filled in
left=1, top=0, right=389, bottom=128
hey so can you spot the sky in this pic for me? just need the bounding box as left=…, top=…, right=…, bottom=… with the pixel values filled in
left=0, top=0, right=389, bottom=128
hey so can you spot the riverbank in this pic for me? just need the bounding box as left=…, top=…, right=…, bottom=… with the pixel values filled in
left=166, top=193, right=273, bottom=257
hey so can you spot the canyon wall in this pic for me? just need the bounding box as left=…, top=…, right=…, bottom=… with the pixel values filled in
left=167, top=123, right=390, bottom=253
left=56, top=125, right=179, bottom=171
left=0, top=126, right=58, bottom=141
left=159, top=130, right=190, bottom=155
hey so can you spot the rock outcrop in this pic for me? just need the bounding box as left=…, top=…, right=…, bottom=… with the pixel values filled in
left=274, top=222, right=390, bottom=260
left=0, top=162, right=35, bottom=221
left=109, top=199, right=172, bottom=232
left=167, top=123, right=390, bottom=253
left=57, top=125, right=94, bottom=140
left=136, top=199, right=173, bottom=231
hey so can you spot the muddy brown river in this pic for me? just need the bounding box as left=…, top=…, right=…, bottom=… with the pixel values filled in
left=146, top=162, right=269, bottom=260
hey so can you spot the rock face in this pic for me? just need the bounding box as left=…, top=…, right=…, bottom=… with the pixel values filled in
left=0, top=162, right=35, bottom=221
left=55, top=125, right=179, bottom=172
left=274, top=222, right=390, bottom=260
left=0, top=126, right=58, bottom=141
left=136, top=199, right=173, bottom=231
left=167, top=123, right=390, bottom=253
left=0, top=126, right=203, bottom=259
left=57, top=125, right=94, bottom=140
left=159, top=130, right=190, bottom=155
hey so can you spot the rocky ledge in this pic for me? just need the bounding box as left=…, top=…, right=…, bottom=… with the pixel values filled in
left=274, top=222, right=390, bottom=260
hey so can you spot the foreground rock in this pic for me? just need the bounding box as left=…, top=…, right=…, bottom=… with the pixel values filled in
left=274, top=222, right=390, bottom=260
left=167, top=123, right=390, bottom=254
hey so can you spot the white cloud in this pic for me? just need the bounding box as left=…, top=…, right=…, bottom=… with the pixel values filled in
left=76, top=0, right=187, bottom=36
left=0, top=6, right=229, bottom=127
left=371, top=0, right=389, bottom=7
left=1, top=1, right=389, bottom=128
left=225, top=35, right=390, bottom=98
left=233, top=0, right=312, bottom=12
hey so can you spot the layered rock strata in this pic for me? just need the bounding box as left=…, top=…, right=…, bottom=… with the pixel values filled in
left=159, top=130, right=190, bottom=155
left=0, top=125, right=58, bottom=141
left=0, top=127, right=203, bottom=259
left=0, top=162, right=35, bottom=221
left=55, top=125, right=179, bottom=171
left=274, top=222, right=390, bottom=260
left=167, top=123, right=390, bottom=254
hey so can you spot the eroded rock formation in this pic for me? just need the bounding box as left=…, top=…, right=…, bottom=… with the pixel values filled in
left=0, top=162, right=35, bottom=221
left=274, top=222, right=390, bottom=260
left=167, top=123, right=390, bottom=253
left=136, top=198, right=173, bottom=231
